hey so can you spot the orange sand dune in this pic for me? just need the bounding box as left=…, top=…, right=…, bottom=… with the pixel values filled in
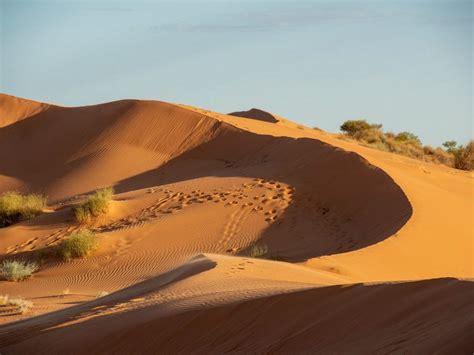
left=0, top=94, right=472, bottom=353
left=0, top=94, right=52, bottom=128
left=1, top=262, right=472, bottom=353
left=228, top=108, right=279, bottom=123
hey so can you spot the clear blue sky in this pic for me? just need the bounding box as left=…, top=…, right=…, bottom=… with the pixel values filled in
left=1, top=0, right=472, bottom=146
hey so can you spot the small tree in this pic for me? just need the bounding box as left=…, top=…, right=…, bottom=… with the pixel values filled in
left=340, top=120, right=372, bottom=136
left=442, top=140, right=458, bottom=153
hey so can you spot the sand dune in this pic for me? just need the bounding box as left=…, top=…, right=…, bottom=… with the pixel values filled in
left=0, top=93, right=472, bottom=352
left=1, top=270, right=472, bottom=353
left=0, top=94, right=52, bottom=128
left=228, top=108, right=279, bottom=123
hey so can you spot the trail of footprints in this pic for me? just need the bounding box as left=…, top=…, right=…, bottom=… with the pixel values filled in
left=96, top=178, right=295, bottom=233
left=5, top=226, right=78, bottom=255
left=5, top=179, right=294, bottom=254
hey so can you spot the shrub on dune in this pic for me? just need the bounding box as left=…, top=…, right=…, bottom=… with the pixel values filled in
left=340, top=119, right=473, bottom=171
left=0, top=191, right=47, bottom=227
left=0, top=259, right=39, bottom=281
left=74, top=187, right=114, bottom=224
left=423, top=146, right=453, bottom=166
left=249, top=244, right=269, bottom=258
left=441, top=140, right=474, bottom=170
left=0, top=295, right=33, bottom=314
left=451, top=141, right=474, bottom=171
left=340, top=120, right=382, bottom=137
left=57, top=230, right=98, bottom=261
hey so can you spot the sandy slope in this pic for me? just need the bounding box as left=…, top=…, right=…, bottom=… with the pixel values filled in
left=0, top=93, right=472, bottom=353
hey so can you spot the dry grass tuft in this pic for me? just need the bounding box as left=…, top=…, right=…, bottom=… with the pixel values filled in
left=0, top=260, right=39, bottom=281
left=0, top=191, right=47, bottom=227
left=249, top=244, right=269, bottom=258
left=57, top=229, right=98, bottom=261
left=0, top=295, right=33, bottom=314
left=74, top=187, right=114, bottom=224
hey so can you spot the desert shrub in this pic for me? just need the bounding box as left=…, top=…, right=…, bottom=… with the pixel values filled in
left=96, top=291, right=109, bottom=298
left=439, top=140, right=473, bottom=170
left=57, top=230, right=98, bottom=261
left=0, top=191, right=47, bottom=227
left=74, top=187, right=113, bottom=224
left=340, top=120, right=384, bottom=144
left=0, top=295, right=33, bottom=314
left=384, top=135, right=425, bottom=160
left=442, top=140, right=458, bottom=153
left=249, top=244, right=268, bottom=258
left=0, top=260, right=39, bottom=281
left=369, top=141, right=389, bottom=152
left=0, top=295, right=8, bottom=305
left=453, top=141, right=474, bottom=171
left=423, top=146, right=454, bottom=166
left=339, top=119, right=472, bottom=170
left=355, top=127, right=384, bottom=144
left=384, top=131, right=396, bottom=139
left=395, top=131, right=421, bottom=145
left=340, top=120, right=371, bottom=136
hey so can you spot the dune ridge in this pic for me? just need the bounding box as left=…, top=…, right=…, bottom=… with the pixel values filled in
left=0, top=94, right=472, bottom=353
left=0, top=94, right=52, bottom=128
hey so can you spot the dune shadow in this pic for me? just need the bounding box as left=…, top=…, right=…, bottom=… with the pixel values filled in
left=2, top=278, right=472, bottom=353
left=0, top=255, right=217, bottom=347
left=113, top=126, right=413, bottom=262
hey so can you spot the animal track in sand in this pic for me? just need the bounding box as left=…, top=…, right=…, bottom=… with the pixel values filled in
left=5, top=226, right=79, bottom=255
left=95, top=180, right=295, bottom=235
left=3, top=180, right=294, bottom=258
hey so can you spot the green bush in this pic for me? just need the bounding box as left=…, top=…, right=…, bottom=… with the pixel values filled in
left=340, top=120, right=372, bottom=136
left=442, top=140, right=458, bottom=153
left=57, top=230, right=98, bottom=261
left=57, top=229, right=97, bottom=261
left=74, top=187, right=113, bottom=224
left=0, top=260, right=39, bottom=281
left=339, top=119, right=472, bottom=171
left=340, top=120, right=384, bottom=144
left=0, top=191, right=47, bottom=227
left=395, top=131, right=421, bottom=145
left=249, top=244, right=268, bottom=258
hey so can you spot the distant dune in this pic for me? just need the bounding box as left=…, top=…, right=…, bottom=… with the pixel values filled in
left=0, top=93, right=472, bottom=353
left=228, top=108, right=279, bottom=123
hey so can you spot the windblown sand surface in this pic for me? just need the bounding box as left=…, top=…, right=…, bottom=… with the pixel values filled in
left=0, top=93, right=472, bottom=353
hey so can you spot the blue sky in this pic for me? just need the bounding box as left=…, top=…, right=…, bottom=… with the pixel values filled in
left=1, top=0, right=472, bottom=146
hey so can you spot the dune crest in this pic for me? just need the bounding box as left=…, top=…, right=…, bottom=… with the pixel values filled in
left=0, top=93, right=52, bottom=128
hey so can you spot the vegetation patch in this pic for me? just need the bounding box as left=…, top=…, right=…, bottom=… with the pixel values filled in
left=0, top=295, right=33, bottom=314
left=249, top=244, right=269, bottom=258
left=57, top=230, right=98, bottom=261
left=74, top=187, right=114, bottom=224
left=0, top=191, right=47, bottom=227
left=339, top=119, right=473, bottom=171
left=0, top=259, right=39, bottom=281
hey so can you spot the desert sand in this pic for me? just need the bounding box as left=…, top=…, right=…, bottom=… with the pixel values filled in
left=0, top=93, right=472, bottom=353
